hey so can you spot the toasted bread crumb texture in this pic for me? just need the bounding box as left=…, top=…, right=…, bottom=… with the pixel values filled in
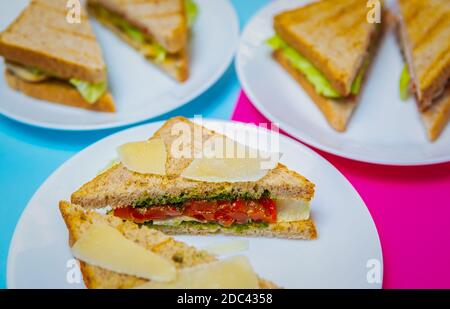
left=59, top=201, right=278, bottom=289
left=151, top=219, right=317, bottom=240
left=398, top=0, right=450, bottom=108
left=71, top=117, right=315, bottom=208
left=4, top=70, right=115, bottom=112
left=89, top=0, right=188, bottom=53
left=274, top=0, right=381, bottom=96
left=0, top=0, right=106, bottom=83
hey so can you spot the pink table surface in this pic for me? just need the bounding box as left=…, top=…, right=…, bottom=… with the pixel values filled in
left=232, top=91, right=450, bottom=289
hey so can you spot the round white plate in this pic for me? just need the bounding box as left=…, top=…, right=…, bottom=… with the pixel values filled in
left=0, top=0, right=239, bottom=131
left=236, top=0, right=450, bottom=166
left=7, top=119, right=382, bottom=288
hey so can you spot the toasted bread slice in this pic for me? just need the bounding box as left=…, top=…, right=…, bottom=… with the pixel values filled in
left=71, top=117, right=315, bottom=208
left=5, top=70, right=116, bottom=112
left=0, top=0, right=107, bottom=83
left=397, top=0, right=450, bottom=110
left=88, top=0, right=188, bottom=54
left=274, top=0, right=382, bottom=96
left=59, top=201, right=278, bottom=289
left=88, top=2, right=189, bottom=82
left=420, top=84, right=450, bottom=141
left=151, top=220, right=317, bottom=240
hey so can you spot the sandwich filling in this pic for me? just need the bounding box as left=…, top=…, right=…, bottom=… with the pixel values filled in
left=113, top=197, right=310, bottom=228
left=399, top=64, right=448, bottom=103
left=89, top=0, right=198, bottom=64
left=399, top=65, right=411, bottom=100
left=267, top=35, right=370, bottom=99
left=5, top=61, right=107, bottom=104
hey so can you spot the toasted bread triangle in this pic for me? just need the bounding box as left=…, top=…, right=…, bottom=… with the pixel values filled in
left=88, top=2, right=189, bottom=82
left=274, top=0, right=382, bottom=96
left=0, top=0, right=107, bottom=83
left=273, top=6, right=390, bottom=132
left=71, top=117, right=315, bottom=210
left=88, top=0, right=189, bottom=81
left=397, top=0, right=450, bottom=110
left=59, top=201, right=278, bottom=288
left=89, top=0, right=188, bottom=54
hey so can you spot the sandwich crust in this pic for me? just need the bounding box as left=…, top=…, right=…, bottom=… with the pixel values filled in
left=5, top=70, right=116, bottom=113
left=151, top=219, right=317, bottom=240
left=420, top=84, right=450, bottom=141
left=59, top=201, right=278, bottom=289
left=71, top=117, right=315, bottom=208
left=0, top=0, right=107, bottom=83
left=274, top=0, right=381, bottom=96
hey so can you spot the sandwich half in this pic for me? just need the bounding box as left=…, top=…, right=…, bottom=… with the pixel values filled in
left=71, top=117, right=317, bottom=240
left=0, top=0, right=115, bottom=112
left=59, top=201, right=278, bottom=288
left=267, top=0, right=386, bottom=131
left=396, top=0, right=450, bottom=141
left=87, top=0, right=197, bottom=82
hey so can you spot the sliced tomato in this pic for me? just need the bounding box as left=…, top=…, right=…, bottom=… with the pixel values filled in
left=114, top=198, right=277, bottom=226
left=260, top=198, right=277, bottom=223
left=214, top=210, right=235, bottom=227
left=114, top=206, right=182, bottom=223
left=184, top=200, right=216, bottom=221
left=113, top=207, right=135, bottom=221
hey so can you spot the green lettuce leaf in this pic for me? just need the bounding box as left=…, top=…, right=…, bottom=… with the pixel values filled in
left=120, top=23, right=166, bottom=63
left=29, top=67, right=46, bottom=77
left=152, top=43, right=167, bottom=63
left=399, top=65, right=411, bottom=100
left=185, top=0, right=199, bottom=27
left=69, top=79, right=107, bottom=104
left=123, top=26, right=146, bottom=44
left=351, top=58, right=370, bottom=95
left=267, top=35, right=368, bottom=98
left=97, top=6, right=167, bottom=62
left=267, top=35, right=341, bottom=98
left=122, top=24, right=166, bottom=63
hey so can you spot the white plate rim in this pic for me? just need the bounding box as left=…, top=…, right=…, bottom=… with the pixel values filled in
left=0, top=0, right=240, bottom=131
left=7, top=119, right=383, bottom=288
left=235, top=0, right=450, bottom=167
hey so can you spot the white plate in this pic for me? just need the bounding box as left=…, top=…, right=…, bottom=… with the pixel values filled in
left=7, top=119, right=382, bottom=288
left=236, top=0, right=450, bottom=166
left=0, top=0, right=239, bottom=131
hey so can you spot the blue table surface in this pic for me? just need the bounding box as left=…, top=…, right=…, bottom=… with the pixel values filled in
left=0, top=0, right=271, bottom=288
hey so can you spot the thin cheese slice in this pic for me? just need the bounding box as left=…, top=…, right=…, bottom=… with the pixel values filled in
left=181, top=137, right=279, bottom=183
left=117, top=139, right=167, bottom=175
left=71, top=223, right=176, bottom=282
left=203, top=240, right=249, bottom=255
left=152, top=216, right=201, bottom=226
left=5, top=62, right=48, bottom=82
left=136, top=256, right=259, bottom=289
left=277, top=200, right=310, bottom=222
